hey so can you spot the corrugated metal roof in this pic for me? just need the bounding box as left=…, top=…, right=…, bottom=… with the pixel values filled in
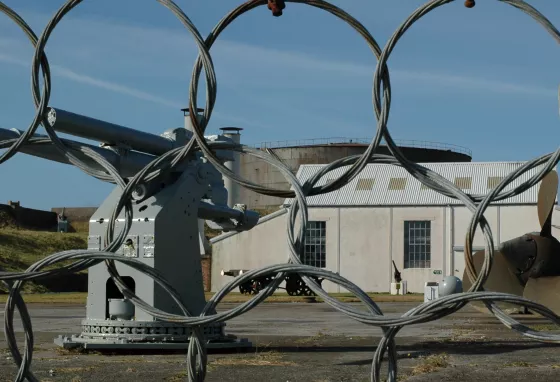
left=283, top=162, right=555, bottom=206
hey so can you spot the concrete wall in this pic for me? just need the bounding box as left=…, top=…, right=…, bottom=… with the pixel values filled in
left=211, top=209, right=290, bottom=293
left=211, top=204, right=545, bottom=294
left=338, top=208, right=391, bottom=293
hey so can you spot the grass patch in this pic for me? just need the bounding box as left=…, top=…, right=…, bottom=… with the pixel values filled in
left=411, top=354, right=449, bottom=376
left=165, top=351, right=294, bottom=381
left=0, top=228, right=88, bottom=294
left=165, top=372, right=188, bottom=381
left=210, top=351, right=296, bottom=367
left=448, top=327, right=477, bottom=342
left=528, top=324, right=560, bottom=332
left=293, top=329, right=351, bottom=345
left=51, top=366, right=98, bottom=374
left=503, top=361, right=535, bottom=368
left=0, top=292, right=87, bottom=304
left=381, top=375, right=410, bottom=382
left=0, top=229, right=87, bottom=271
left=68, top=221, right=89, bottom=233
left=294, top=330, right=335, bottom=344
left=55, top=347, right=102, bottom=356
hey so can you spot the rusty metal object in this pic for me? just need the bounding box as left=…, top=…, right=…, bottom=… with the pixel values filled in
left=526, top=235, right=560, bottom=279
left=498, top=234, right=538, bottom=285
left=268, top=0, right=286, bottom=17
left=495, top=233, right=560, bottom=283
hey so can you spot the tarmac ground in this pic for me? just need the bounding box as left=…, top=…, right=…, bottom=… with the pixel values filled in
left=1, top=301, right=560, bottom=381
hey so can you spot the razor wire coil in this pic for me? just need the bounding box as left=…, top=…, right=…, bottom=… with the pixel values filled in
left=0, top=0, right=559, bottom=381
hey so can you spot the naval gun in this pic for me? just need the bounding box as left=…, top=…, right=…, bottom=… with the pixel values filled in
left=0, top=107, right=259, bottom=350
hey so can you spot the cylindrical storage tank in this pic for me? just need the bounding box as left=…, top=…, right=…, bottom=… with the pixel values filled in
left=220, top=127, right=243, bottom=207
left=238, top=138, right=472, bottom=210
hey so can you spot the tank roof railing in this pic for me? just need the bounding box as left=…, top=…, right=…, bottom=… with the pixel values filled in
left=248, top=137, right=472, bottom=158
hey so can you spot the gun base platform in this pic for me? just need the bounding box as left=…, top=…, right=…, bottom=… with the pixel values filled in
left=53, top=318, right=252, bottom=350
left=54, top=333, right=252, bottom=351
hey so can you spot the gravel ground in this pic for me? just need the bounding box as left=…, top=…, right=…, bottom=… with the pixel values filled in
left=1, top=302, right=560, bottom=381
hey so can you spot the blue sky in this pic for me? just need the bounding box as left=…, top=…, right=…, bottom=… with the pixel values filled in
left=0, top=0, right=559, bottom=210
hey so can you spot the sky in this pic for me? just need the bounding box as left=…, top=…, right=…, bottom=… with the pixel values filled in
left=0, top=0, right=559, bottom=210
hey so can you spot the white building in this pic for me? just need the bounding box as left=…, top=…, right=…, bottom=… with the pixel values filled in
left=210, top=162, right=558, bottom=294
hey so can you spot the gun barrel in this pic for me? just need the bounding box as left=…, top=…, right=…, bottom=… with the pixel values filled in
left=1, top=113, right=259, bottom=231
left=198, top=202, right=243, bottom=221
left=46, top=107, right=176, bottom=156
left=198, top=202, right=259, bottom=231
left=0, top=127, right=155, bottom=178
left=0, top=127, right=70, bottom=165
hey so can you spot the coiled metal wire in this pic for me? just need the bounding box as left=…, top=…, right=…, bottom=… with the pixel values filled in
left=0, top=0, right=559, bottom=381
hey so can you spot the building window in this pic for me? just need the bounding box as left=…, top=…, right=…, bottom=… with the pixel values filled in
left=303, top=221, right=326, bottom=268
left=454, top=177, right=472, bottom=190
left=404, top=220, right=431, bottom=268
left=388, top=177, right=407, bottom=190
left=487, top=176, right=503, bottom=189
left=356, top=178, right=375, bottom=190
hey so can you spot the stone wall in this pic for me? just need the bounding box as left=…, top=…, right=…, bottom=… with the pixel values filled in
left=0, top=201, right=57, bottom=230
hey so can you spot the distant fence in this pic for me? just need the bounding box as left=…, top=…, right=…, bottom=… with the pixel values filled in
left=0, top=201, right=57, bottom=231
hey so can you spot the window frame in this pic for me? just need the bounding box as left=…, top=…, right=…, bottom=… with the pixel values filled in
left=403, top=220, right=431, bottom=269
left=302, top=220, right=326, bottom=268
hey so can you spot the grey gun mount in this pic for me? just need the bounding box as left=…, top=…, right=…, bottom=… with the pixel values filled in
left=0, top=108, right=258, bottom=233
left=0, top=107, right=257, bottom=350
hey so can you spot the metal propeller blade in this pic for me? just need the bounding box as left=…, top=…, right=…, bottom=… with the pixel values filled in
left=537, top=170, right=558, bottom=237
left=518, top=234, right=560, bottom=315
left=462, top=249, right=525, bottom=314
left=460, top=172, right=559, bottom=315
left=523, top=276, right=560, bottom=316
left=462, top=249, right=525, bottom=295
